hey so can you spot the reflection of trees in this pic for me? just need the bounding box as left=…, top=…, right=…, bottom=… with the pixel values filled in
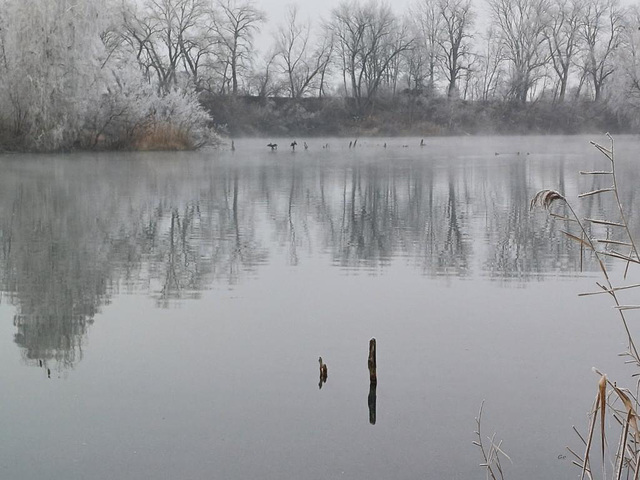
left=151, top=206, right=210, bottom=306
left=260, top=162, right=474, bottom=276
left=332, top=164, right=472, bottom=275
left=339, top=166, right=398, bottom=268
left=482, top=158, right=588, bottom=279
left=1, top=150, right=635, bottom=370
left=267, top=164, right=310, bottom=266
left=433, top=171, right=471, bottom=275
left=0, top=181, right=112, bottom=368
left=256, top=157, right=608, bottom=279
left=120, top=169, right=269, bottom=306
left=205, top=169, right=269, bottom=284
left=0, top=159, right=270, bottom=369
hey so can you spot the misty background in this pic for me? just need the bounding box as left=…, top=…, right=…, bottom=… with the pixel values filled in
left=1, top=0, right=640, bottom=151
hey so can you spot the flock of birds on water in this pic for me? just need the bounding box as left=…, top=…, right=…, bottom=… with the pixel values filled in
left=263, top=138, right=424, bottom=151
left=229, top=138, right=428, bottom=151
left=229, top=138, right=530, bottom=156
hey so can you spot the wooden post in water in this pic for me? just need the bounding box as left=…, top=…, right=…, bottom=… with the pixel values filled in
left=368, top=338, right=377, bottom=424
left=368, top=338, right=377, bottom=384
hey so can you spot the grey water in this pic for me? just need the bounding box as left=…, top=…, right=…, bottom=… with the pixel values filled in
left=1, top=135, right=640, bottom=480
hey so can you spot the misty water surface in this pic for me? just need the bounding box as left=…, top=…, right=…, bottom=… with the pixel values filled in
left=1, top=135, right=640, bottom=480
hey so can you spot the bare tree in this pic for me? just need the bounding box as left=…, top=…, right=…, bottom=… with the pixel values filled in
left=544, top=0, right=582, bottom=102
left=376, top=17, right=412, bottom=96
left=210, top=0, right=266, bottom=96
left=473, top=26, right=506, bottom=101
left=119, top=0, right=211, bottom=92
left=330, top=0, right=367, bottom=100
left=410, top=0, right=443, bottom=94
left=436, top=0, right=474, bottom=98
left=488, top=0, right=551, bottom=103
left=330, top=0, right=413, bottom=111
left=274, top=5, right=333, bottom=98
left=246, top=50, right=283, bottom=98
left=315, top=27, right=335, bottom=98
left=578, top=0, right=625, bottom=101
left=178, top=4, right=218, bottom=89
left=402, top=25, right=428, bottom=92
left=151, top=0, right=209, bottom=91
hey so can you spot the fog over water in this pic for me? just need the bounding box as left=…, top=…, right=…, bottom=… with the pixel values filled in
left=1, top=135, right=640, bottom=479
left=2, top=0, right=640, bottom=476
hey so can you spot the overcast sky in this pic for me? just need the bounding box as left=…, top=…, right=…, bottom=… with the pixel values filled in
left=250, top=0, right=637, bottom=56
left=255, top=0, right=412, bottom=44
left=256, top=0, right=410, bottom=29
left=253, top=0, right=637, bottom=35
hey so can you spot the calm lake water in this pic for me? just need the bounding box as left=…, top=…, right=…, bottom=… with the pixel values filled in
left=1, top=135, right=640, bottom=480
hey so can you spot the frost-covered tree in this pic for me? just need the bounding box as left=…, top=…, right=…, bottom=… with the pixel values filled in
left=605, top=5, right=640, bottom=123
left=0, top=0, right=109, bottom=149
left=0, top=0, right=216, bottom=151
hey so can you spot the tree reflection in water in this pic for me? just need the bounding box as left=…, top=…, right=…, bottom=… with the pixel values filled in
left=0, top=150, right=636, bottom=371
left=1, top=181, right=112, bottom=369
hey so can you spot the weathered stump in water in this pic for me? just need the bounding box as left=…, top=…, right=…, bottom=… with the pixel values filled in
left=368, top=338, right=377, bottom=384
left=318, top=357, right=328, bottom=389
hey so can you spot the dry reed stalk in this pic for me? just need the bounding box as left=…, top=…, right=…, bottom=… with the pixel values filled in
left=531, top=135, right=640, bottom=368
left=473, top=401, right=511, bottom=480
left=531, top=135, right=640, bottom=480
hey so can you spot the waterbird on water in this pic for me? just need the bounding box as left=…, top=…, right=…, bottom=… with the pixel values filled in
left=267, top=143, right=278, bottom=151
left=290, top=140, right=298, bottom=151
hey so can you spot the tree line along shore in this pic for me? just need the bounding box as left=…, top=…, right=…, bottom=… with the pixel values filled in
left=204, top=94, right=630, bottom=138
left=0, top=0, right=639, bottom=152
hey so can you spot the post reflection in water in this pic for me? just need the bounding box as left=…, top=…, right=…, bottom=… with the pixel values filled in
left=0, top=145, right=637, bottom=373
left=368, top=383, right=377, bottom=425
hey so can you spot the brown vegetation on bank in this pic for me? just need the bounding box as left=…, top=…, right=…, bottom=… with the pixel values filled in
left=132, top=124, right=194, bottom=151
